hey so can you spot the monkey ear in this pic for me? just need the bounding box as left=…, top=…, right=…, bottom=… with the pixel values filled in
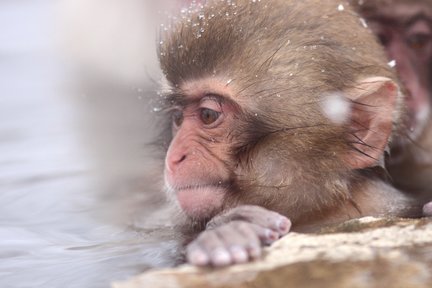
left=345, top=77, right=399, bottom=170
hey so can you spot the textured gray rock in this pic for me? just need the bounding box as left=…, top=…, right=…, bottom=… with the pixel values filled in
left=113, top=217, right=432, bottom=288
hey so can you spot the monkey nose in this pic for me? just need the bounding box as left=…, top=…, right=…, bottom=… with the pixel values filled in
left=166, top=151, right=187, bottom=173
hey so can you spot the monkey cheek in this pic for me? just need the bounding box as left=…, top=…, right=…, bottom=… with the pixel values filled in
left=176, top=187, right=225, bottom=219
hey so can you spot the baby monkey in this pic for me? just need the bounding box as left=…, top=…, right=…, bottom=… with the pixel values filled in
left=158, top=0, right=423, bottom=266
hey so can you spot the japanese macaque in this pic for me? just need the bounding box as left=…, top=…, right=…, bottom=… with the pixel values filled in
left=158, top=0, right=423, bottom=267
left=350, top=0, right=432, bottom=214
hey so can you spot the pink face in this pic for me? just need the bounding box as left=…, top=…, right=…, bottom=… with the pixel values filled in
left=365, top=3, right=432, bottom=137
left=164, top=80, right=239, bottom=219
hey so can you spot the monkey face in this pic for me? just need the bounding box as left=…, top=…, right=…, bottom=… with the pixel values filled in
left=163, top=80, right=239, bottom=220
left=359, top=0, right=432, bottom=137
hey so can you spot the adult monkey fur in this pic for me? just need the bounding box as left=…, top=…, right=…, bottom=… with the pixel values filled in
left=157, top=0, right=423, bottom=267
left=351, top=0, right=432, bottom=215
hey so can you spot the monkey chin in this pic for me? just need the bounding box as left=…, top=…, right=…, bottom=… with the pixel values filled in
left=175, top=185, right=226, bottom=220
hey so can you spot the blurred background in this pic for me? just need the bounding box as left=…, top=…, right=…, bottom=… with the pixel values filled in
left=0, top=0, right=189, bottom=287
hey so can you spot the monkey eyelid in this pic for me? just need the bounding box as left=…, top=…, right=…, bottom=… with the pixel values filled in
left=164, top=93, right=225, bottom=109
left=200, top=95, right=225, bottom=112
left=403, top=14, right=432, bottom=30
left=201, top=91, right=243, bottom=113
left=200, top=94, right=224, bottom=104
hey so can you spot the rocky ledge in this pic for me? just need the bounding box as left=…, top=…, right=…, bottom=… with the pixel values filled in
left=113, top=217, right=432, bottom=288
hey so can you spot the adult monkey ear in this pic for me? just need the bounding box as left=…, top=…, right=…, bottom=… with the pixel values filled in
left=345, top=77, right=400, bottom=170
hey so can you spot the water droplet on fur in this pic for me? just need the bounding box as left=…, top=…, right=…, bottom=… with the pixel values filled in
left=360, top=18, right=368, bottom=28
left=321, top=92, right=351, bottom=124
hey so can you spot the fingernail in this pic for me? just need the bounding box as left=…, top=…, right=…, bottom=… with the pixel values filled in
left=189, top=250, right=209, bottom=266
left=230, top=246, right=248, bottom=263
left=212, top=249, right=231, bottom=266
left=248, top=245, right=261, bottom=259
left=277, top=218, right=291, bottom=234
left=265, top=229, right=278, bottom=242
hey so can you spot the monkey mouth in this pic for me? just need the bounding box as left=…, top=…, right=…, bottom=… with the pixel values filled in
left=173, top=182, right=229, bottom=219
left=176, top=182, right=230, bottom=191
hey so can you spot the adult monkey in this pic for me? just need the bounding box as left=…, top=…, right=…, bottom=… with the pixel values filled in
left=158, top=0, right=423, bottom=267
left=350, top=0, right=432, bottom=215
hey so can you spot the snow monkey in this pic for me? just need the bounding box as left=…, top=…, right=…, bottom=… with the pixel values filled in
left=351, top=0, right=432, bottom=215
left=158, top=0, right=423, bottom=266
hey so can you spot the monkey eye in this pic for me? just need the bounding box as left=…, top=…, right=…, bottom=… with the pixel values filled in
left=172, top=109, right=184, bottom=127
left=406, top=20, right=432, bottom=50
left=199, top=108, right=221, bottom=125
left=406, top=33, right=431, bottom=50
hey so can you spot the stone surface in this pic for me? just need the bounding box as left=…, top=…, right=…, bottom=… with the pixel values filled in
left=113, top=217, right=432, bottom=288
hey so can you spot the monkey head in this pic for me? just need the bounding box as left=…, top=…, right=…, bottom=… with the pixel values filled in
left=159, top=0, right=403, bottom=225
left=351, top=0, right=432, bottom=139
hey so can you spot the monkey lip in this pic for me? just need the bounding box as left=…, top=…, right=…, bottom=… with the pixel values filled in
left=174, top=183, right=228, bottom=219
left=176, top=182, right=230, bottom=191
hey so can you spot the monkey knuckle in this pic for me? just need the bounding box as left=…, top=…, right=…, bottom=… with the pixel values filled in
left=196, top=230, right=215, bottom=243
left=216, top=223, right=235, bottom=235
left=232, top=205, right=254, bottom=213
left=234, top=206, right=283, bottom=225
left=231, top=221, right=253, bottom=233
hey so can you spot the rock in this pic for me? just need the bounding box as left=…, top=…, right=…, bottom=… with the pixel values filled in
left=113, top=217, right=432, bottom=288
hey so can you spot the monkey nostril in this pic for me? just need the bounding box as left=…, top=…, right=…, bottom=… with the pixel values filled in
left=178, top=154, right=187, bottom=163
left=171, top=153, right=187, bottom=167
left=166, top=153, right=186, bottom=174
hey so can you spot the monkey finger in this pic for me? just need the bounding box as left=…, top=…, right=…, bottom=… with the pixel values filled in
left=229, top=220, right=284, bottom=260
left=233, top=220, right=280, bottom=246
left=263, top=215, right=291, bottom=235
left=215, top=223, right=257, bottom=264
left=186, top=242, right=210, bottom=266
left=240, top=206, right=291, bottom=235
left=192, top=230, right=233, bottom=267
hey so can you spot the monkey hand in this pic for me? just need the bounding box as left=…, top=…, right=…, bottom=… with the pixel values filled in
left=186, top=205, right=291, bottom=267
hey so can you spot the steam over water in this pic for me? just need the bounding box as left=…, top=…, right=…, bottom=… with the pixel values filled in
left=0, top=1, right=179, bottom=287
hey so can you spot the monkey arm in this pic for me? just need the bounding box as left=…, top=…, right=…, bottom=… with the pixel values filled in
left=293, top=179, right=424, bottom=232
